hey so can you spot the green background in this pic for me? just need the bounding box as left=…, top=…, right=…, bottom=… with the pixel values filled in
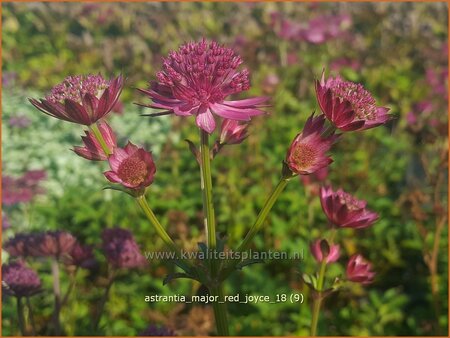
left=2, top=2, right=448, bottom=336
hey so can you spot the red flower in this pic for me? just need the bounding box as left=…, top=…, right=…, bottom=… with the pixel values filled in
left=315, top=71, right=390, bottom=131
left=73, top=121, right=117, bottom=161
left=286, top=114, right=338, bottom=175
left=346, top=254, right=375, bottom=284
left=30, top=74, right=123, bottom=125
left=310, top=239, right=340, bottom=264
left=138, top=38, right=268, bottom=134
left=219, top=119, right=249, bottom=145
left=104, top=142, right=156, bottom=190
left=27, top=231, right=77, bottom=258
left=320, top=186, right=378, bottom=229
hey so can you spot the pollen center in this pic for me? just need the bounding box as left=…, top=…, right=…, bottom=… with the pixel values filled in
left=118, top=156, right=148, bottom=186
left=47, top=74, right=109, bottom=104
left=330, top=79, right=377, bottom=121
left=338, top=191, right=364, bottom=211
left=292, top=143, right=317, bottom=170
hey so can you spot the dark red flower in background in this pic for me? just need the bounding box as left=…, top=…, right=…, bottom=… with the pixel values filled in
left=30, top=74, right=123, bottom=125
left=2, top=171, right=46, bottom=206
left=101, top=228, right=147, bottom=269
left=2, top=261, right=42, bottom=298
left=27, top=231, right=77, bottom=258
left=346, top=254, right=375, bottom=284
left=320, top=186, right=378, bottom=229
left=139, top=38, right=267, bottom=134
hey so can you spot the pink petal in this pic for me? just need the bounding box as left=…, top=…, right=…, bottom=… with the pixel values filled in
left=196, top=107, right=216, bottom=134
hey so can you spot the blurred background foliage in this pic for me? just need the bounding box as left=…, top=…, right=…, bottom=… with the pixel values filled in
left=2, top=2, right=448, bottom=336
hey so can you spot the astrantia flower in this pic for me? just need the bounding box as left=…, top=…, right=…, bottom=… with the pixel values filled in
left=138, top=38, right=268, bottom=134
left=315, top=72, right=390, bottom=131
left=4, top=233, right=35, bottom=257
left=2, top=261, right=42, bottom=297
left=101, top=228, right=146, bottom=269
left=219, top=119, right=249, bottom=145
left=65, top=243, right=97, bottom=270
left=27, top=231, right=77, bottom=258
left=310, top=239, right=340, bottom=264
left=285, top=114, right=338, bottom=175
left=29, top=74, right=123, bottom=125
left=104, top=142, right=156, bottom=191
left=320, top=186, right=378, bottom=229
left=346, top=254, right=375, bottom=284
left=73, top=121, right=117, bottom=161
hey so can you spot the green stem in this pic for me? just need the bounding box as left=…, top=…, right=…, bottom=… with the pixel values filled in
left=89, top=122, right=112, bottom=156
left=199, top=130, right=216, bottom=250
left=310, top=259, right=327, bottom=336
left=93, top=268, right=115, bottom=333
left=26, top=297, right=36, bottom=336
left=237, top=178, right=289, bottom=252
left=310, top=230, right=335, bottom=336
left=51, top=258, right=61, bottom=335
left=199, top=130, right=229, bottom=335
left=136, top=196, right=191, bottom=271
left=210, top=284, right=229, bottom=336
left=16, top=297, right=26, bottom=336
left=136, top=196, right=181, bottom=255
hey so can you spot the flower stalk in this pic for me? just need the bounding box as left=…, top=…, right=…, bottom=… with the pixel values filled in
left=26, top=297, right=36, bottom=335
left=237, top=177, right=289, bottom=253
left=16, top=297, right=26, bottom=336
left=198, top=129, right=229, bottom=336
left=89, top=122, right=112, bottom=156
left=51, top=258, right=61, bottom=335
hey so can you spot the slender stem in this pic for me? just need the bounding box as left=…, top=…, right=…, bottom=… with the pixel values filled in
left=89, top=122, right=112, bottom=156
left=26, top=297, right=36, bottom=336
left=237, top=178, right=289, bottom=252
left=136, top=196, right=183, bottom=256
left=199, top=130, right=216, bottom=250
left=51, top=258, right=61, bottom=335
left=16, top=297, right=26, bottom=336
left=210, top=284, right=230, bottom=336
left=310, top=259, right=327, bottom=336
left=199, top=130, right=229, bottom=335
left=310, top=228, right=336, bottom=336
left=61, top=269, right=78, bottom=309
left=93, top=268, right=115, bottom=332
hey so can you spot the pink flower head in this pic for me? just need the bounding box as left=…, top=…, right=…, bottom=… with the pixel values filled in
left=104, top=142, right=156, bottom=191
left=320, top=186, right=379, bottom=229
left=30, top=74, right=123, bottom=126
left=73, top=121, right=117, bottom=161
left=315, top=71, right=390, bottom=131
left=138, top=38, right=268, bottom=134
left=286, top=114, right=338, bottom=175
left=310, top=239, right=340, bottom=264
left=346, top=254, right=375, bottom=284
left=219, top=119, right=249, bottom=145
